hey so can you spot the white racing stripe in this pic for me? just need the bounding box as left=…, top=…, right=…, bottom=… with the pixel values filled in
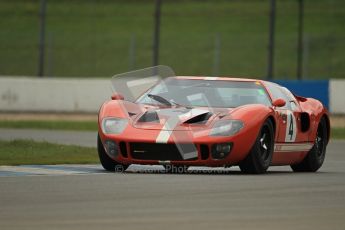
left=155, top=108, right=207, bottom=159
left=182, top=151, right=198, bottom=160
left=156, top=130, right=174, bottom=143
left=155, top=108, right=208, bottom=143
left=274, top=143, right=314, bottom=152
left=155, top=117, right=179, bottom=143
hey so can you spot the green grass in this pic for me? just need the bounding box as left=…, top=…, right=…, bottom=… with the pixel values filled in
left=0, top=0, right=344, bottom=79
left=0, top=120, right=97, bottom=131
left=331, top=128, right=345, bottom=140
left=0, top=139, right=98, bottom=165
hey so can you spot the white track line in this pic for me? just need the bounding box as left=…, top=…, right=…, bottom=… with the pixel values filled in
left=0, top=166, right=87, bottom=175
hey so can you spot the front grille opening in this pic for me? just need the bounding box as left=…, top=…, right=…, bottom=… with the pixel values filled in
left=200, top=144, right=209, bottom=160
left=119, top=142, right=128, bottom=158
left=130, top=143, right=198, bottom=161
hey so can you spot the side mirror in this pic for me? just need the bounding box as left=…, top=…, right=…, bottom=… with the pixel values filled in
left=272, top=98, right=286, bottom=107
left=111, top=93, right=124, bottom=100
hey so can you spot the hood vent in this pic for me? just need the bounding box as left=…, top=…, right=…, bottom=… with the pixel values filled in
left=128, top=112, right=137, bottom=117
left=137, top=111, right=160, bottom=123
left=184, top=112, right=213, bottom=124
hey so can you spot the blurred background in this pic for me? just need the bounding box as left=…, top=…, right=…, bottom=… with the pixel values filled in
left=0, top=0, right=344, bottom=114
left=0, top=0, right=343, bottom=78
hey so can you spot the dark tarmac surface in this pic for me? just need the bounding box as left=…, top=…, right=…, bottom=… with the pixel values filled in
left=0, top=129, right=344, bottom=229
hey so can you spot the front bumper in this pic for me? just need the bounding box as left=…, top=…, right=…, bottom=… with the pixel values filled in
left=99, top=125, right=258, bottom=167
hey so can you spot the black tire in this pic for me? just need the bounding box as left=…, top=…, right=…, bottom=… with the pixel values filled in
left=163, top=165, right=189, bottom=174
left=239, top=119, right=274, bottom=174
left=290, top=118, right=327, bottom=172
left=97, top=134, right=128, bottom=172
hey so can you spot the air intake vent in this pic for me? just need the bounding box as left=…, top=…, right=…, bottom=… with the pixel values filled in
left=200, top=144, right=209, bottom=160
left=119, top=142, right=128, bottom=158
left=128, top=112, right=137, bottom=117
left=184, top=112, right=213, bottom=124
left=137, top=111, right=160, bottom=123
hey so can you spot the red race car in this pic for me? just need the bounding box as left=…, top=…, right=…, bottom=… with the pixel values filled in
left=98, top=69, right=330, bottom=174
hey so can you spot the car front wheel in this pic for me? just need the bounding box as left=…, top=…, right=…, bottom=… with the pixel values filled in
left=239, top=119, right=274, bottom=174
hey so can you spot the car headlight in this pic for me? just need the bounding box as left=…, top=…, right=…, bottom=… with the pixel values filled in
left=101, top=117, right=128, bottom=134
left=210, top=120, right=244, bottom=136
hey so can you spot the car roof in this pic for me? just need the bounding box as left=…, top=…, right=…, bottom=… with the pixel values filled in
left=173, top=76, right=265, bottom=83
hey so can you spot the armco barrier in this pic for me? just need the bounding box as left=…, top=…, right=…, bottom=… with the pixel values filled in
left=0, top=77, right=111, bottom=113
left=0, top=77, right=344, bottom=113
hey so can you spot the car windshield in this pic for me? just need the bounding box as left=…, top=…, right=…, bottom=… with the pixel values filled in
left=136, top=78, right=272, bottom=108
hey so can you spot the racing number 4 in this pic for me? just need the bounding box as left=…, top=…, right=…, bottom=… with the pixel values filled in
left=285, top=111, right=296, bottom=142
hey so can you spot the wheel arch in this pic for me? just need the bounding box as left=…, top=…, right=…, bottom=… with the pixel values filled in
left=322, top=113, right=331, bottom=144
left=229, top=104, right=277, bottom=163
left=266, top=115, right=276, bottom=138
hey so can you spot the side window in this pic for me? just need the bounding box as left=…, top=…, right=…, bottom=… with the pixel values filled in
left=216, top=87, right=271, bottom=107
left=280, top=87, right=300, bottom=111
left=264, top=82, right=291, bottom=110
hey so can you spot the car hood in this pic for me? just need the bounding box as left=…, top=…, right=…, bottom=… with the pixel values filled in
left=131, top=106, right=231, bottom=131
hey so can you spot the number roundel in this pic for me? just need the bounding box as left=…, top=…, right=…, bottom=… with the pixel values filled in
left=285, top=111, right=297, bottom=142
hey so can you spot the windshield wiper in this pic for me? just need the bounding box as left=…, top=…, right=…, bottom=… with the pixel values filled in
left=147, top=94, right=172, bottom=106
left=147, top=94, right=193, bottom=109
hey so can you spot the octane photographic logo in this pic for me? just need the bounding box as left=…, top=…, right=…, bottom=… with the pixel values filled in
left=113, top=165, right=231, bottom=174
left=114, top=164, right=126, bottom=173
left=110, top=66, right=216, bottom=162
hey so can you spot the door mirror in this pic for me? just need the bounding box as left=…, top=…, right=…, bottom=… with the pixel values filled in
left=272, top=98, right=286, bottom=107
left=111, top=93, right=124, bottom=100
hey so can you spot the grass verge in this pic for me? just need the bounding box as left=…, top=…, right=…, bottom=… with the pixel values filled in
left=331, top=128, right=345, bottom=140
left=0, top=140, right=98, bottom=166
left=0, top=120, right=97, bottom=131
